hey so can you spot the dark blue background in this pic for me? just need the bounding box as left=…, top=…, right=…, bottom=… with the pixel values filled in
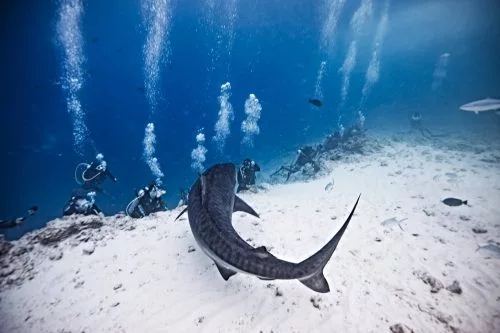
left=1, top=0, right=499, bottom=239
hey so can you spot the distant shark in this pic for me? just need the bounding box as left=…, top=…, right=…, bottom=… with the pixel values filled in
left=459, top=98, right=500, bottom=114
left=176, top=163, right=360, bottom=293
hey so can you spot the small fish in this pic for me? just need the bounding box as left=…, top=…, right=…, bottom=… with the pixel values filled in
left=442, top=198, right=468, bottom=207
left=28, top=206, right=39, bottom=216
left=324, top=181, right=334, bottom=192
left=137, top=86, right=145, bottom=93
left=309, top=98, right=322, bottom=107
left=381, top=217, right=407, bottom=231
left=476, top=242, right=500, bottom=257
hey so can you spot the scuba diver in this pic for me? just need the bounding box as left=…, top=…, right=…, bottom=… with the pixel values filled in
left=409, top=112, right=447, bottom=138
left=271, top=145, right=320, bottom=182
left=319, top=123, right=365, bottom=153
left=410, top=112, right=425, bottom=131
left=0, top=206, right=38, bottom=230
left=63, top=190, right=102, bottom=216
left=75, top=153, right=117, bottom=193
left=237, top=158, right=261, bottom=193
left=126, top=182, right=167, bottom=218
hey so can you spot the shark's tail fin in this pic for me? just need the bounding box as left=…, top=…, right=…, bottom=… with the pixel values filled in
left=297, top=194, right=360, bottom=293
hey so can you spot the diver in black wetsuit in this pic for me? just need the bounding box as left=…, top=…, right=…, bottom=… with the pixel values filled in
left=295, top=146, right=320, bottom=172
left=237, top=158, right=261, bottom=193
left=410, top=112, right=424, bottom=131
left=271, top=145, right=320, bottom=182
left=126, top=183, right=167, bottom=218
left=0, top=206, right=38, bottom=230
left=78, top=153, right=117, bottom=193
left=409, top=112, right=447, bottom=138
left=63, top=190, right=102, bottom=216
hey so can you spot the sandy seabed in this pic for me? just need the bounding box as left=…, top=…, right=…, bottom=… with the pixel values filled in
left=1, top=132, right=500, bottom=333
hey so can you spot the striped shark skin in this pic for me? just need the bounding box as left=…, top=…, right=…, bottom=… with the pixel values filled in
left=177, top=163, right=360, bottom=293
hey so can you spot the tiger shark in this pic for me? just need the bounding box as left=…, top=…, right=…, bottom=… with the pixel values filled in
left=459, top=98, right=500, bottom=114
left=176, top=163, right=360, bottom=293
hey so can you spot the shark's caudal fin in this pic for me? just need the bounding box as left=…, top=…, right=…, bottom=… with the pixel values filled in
left=299, top=271, right=330, bottom=293
left=233, top=195, right=260, bottom=218
left=298, top=194, right=361, bottom=293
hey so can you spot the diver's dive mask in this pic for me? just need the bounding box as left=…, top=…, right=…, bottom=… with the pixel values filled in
left=96, top=161, right=107, bottom=172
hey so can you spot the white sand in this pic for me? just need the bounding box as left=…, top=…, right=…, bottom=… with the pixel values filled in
left=1, top=136, right=500, bottom=333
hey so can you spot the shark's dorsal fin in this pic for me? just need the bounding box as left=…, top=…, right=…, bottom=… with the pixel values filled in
left=233, top=195, right=260, bottom=218
left=214, top=262, right=237, bottom=280
left=253, top=246, right=276, bottom=259
left=174, top=207, right=188, bottom=221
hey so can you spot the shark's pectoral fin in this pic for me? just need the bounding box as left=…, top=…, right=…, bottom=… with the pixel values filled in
left=214, top=262, right=238, bottom=281
left=234, top=195, right=260, bottom=218
left=299, top=271, right=330, bottom=293
left=253, top=246, right=276, bottom=259
left=174, top=207, right=188, bottom=221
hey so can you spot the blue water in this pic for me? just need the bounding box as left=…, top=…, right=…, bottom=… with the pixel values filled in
left=2, top=0, right=499, bottom=240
